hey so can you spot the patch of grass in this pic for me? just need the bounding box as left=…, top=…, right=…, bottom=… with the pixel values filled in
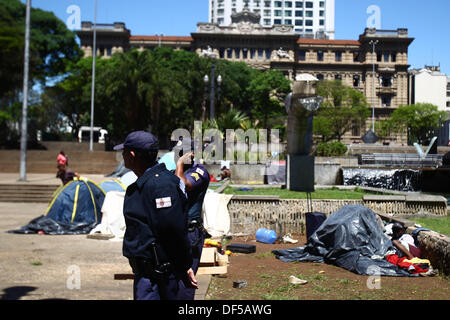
left=31, top=261, right=42, bottom=266
left=251, top=251, right=275, bottom=259
left=223, top=187, right=392, bottom=200
left=262, top=284, right=300, bottom=300
left=337, top=279, right=351, bottom=285
left=410, top=216, right=450, bottom=236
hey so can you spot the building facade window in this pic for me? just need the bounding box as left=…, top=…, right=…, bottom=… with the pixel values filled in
left=295, top=1, right=303, bottom=8
left=305, top=20, right=313, bottom=26
left=353, top=75, right=360, bottom=87
left=381, top=96, right=392, bottom=107
left=317, top=50, right=324, bottom=61
left=381, top=74, right=393, bottom=87
left=295, top=11, right=303, bottom=17
left=335, top=51, right=342, bottom=62
left=295, top=19, right=303, bottom=26
left=352, top=120, right=361, bottom=136
left=317, top=73, right=324, bottom=81
left=306, top=1, right=313, bottom=8
left=298, top=49, right=306, bottom=61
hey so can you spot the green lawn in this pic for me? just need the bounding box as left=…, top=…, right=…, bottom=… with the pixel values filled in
left=222, top=186, right=389, bottom=200
left=410, top=216, right=450, bottom=236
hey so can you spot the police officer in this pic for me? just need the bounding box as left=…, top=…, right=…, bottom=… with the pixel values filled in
left=114, top=131, right=198, bottom=300
left=173, top=138, right=210, bottom=300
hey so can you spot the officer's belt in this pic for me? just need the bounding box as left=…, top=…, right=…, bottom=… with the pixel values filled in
left=128, top=243, right=171, bottom=278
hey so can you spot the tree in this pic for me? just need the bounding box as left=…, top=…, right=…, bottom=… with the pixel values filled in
left=0, top=0, right=81, bottom=145
left=314, top=80, right=370, bottom=142
left=378, top=103, right=448, bottom=145
left=247, top=70, right=291, bottom=128
left=0, top=0, right=81, bottom=84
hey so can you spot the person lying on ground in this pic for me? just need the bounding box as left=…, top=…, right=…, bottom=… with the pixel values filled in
left=391, top=222, right=420, bottom=260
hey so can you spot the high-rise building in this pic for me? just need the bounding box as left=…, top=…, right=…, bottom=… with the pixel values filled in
left=209, top=0, right=335, bottom=39
left=409, top=66, right=448, bottom=111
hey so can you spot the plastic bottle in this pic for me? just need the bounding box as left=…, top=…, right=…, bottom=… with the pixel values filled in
left=255, top=228, right=277, bottom=244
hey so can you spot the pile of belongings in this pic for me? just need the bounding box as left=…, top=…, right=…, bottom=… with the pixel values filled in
left=273, top=205, right=434, bottom=277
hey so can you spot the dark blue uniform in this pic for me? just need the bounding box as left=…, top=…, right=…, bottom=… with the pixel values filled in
left=123, top=163, right=192, bottom=300
left=177, top=163, right=210, bottom=300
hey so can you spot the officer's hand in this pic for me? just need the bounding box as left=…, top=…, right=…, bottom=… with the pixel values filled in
left=186, top=268, right=198, bottom=289
left=178, top=152, right=194, bottom=165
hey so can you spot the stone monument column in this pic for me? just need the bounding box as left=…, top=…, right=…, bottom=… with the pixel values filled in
left=285, top=74, right=322, bottom=192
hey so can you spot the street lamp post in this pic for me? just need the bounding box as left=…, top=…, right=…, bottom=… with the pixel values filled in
left=202, top=47, right=223, bottom=121
left=89, top=0, right=98, bottom=152
left=209, top=55, right=216, bottom=121
left=19, top=0, right=31, bottom=182
left=202, top=75, right=209, bottom=121
left=217, top=75, right=222, bottom=111
left=369, top=39, right=378, bottom=132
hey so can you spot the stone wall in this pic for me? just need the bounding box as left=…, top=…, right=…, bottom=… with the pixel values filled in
left=228, top=198, right=361, bottom=235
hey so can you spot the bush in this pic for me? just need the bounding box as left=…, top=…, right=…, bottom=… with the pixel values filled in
left=315, top=141, right=347, bottom=157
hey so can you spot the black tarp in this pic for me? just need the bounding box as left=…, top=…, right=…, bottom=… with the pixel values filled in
left=272, top=205, right=415, bottom=277
left=9, top=215, right=98, bottom=235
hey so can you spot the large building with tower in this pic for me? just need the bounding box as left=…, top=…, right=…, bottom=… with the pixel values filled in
left=76, top=5, right=414, bottom=144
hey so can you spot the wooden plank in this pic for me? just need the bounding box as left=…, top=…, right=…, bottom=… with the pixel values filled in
left=87, top=233, right=115, bottom=240
left=197, top=266, right=227, bottom=275
left=199, top=247, right=217, bottom=266
left=114, top=273, right=134, bottom=280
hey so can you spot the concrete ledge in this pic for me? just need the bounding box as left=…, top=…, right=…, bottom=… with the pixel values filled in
left=405, top=195, right=448, bottom=204
left=231, top=195, right=280, bottom=201
left=363, top=195, right=405, bottom=202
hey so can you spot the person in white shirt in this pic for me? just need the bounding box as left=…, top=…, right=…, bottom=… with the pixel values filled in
left=391, top=222, right=418, bottom=260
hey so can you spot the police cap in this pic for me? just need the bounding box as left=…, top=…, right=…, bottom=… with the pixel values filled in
left=113, top=131, right=159, bottom=152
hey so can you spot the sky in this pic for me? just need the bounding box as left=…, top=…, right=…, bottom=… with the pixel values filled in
left=23, top=0, right=450, bottom=75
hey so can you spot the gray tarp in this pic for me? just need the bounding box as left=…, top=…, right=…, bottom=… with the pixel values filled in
left=272, top=205, right=415, bottom=277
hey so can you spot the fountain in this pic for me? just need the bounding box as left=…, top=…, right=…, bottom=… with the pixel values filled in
left=342, top=138, right=449, bottom=192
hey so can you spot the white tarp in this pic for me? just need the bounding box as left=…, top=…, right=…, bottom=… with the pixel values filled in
left=202, top=190, right=233, bottom=238
left=89, top=191, right=126, bottom=241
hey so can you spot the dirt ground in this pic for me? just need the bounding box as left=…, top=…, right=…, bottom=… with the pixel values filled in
left=0, top=202, right=134, bottom=300
left=206, top=235, right=450, bottom=300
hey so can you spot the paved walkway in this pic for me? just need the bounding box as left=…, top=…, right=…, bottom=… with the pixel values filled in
left=0, top=173, right=212, bottom=300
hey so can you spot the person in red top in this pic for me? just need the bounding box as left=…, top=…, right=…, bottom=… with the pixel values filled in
left=57, top=151, right=68, bottom=167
